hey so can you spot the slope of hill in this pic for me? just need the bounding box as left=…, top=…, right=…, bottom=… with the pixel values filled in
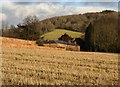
left=40, top=29, right=84, bottom=40
left=1, top=37, right=119, bottom=85
left=39, top=10, right=117, bottom=33
left=2, top=10, right=118, bottom=41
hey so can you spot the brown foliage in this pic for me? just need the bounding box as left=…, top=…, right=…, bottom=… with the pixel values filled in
left=85, top=13, right=119, bottom=53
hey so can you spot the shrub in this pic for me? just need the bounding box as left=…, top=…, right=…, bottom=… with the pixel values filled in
left=36, top=39, right=44, bottom=46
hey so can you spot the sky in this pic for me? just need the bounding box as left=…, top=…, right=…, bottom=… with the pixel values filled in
left=0, top=0, right=119, bottom=28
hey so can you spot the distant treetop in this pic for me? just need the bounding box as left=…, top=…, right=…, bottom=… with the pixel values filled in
left=101, top=10, right=116, bottom=13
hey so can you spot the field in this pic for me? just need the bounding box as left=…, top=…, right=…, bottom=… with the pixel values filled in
left=40, top=29, right=84, bottom=40
left=1, top=37, right=119, bottom=85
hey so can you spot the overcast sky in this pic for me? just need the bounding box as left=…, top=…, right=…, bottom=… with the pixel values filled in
left=0, top=0, right=119, bottom=28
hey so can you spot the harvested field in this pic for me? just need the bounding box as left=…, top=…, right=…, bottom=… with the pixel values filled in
left=1, top=37, right=119, bottom=85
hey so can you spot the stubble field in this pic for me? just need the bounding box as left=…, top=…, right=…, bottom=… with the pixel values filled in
left=1, top=37, right=119, bottom=85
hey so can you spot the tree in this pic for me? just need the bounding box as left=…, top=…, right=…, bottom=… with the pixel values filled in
left=2, top=21, right=9, bottom=36
left=84, top=23, right=94, bottom=51
left=2, top=21, right=9, bottom=30
left=10, top=25, right=16, bottom=29
left=84, top=14, right=119, bottom=53
left=17, top=15, right=40, bottom=40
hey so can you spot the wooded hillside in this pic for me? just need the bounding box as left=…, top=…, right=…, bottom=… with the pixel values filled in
left=2, top=10, right=118, bottom=40
left=1, top=10, right=119, bottom=53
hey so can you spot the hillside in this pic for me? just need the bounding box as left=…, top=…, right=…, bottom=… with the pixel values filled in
left=2, top=10, right=118, bottom=41
left=40, top=29, right=84, bottom=40
left=39, top=10, right=117, bottom=33
left=84, top=11, right=119, bottom=53
left=1, top=37, right=119, bottom=85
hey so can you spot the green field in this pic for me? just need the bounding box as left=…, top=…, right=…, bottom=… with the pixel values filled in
left=40, top=29, right=84, bottom=40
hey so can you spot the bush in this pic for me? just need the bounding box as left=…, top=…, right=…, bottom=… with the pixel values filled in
left=36, top=38, right=44, bottom=46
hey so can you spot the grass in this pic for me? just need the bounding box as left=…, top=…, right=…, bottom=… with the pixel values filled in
left=1, top=37, right=119, bottom=85
left=40, top=29, right=84, bottom=40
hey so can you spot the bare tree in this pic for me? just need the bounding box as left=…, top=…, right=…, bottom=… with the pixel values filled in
left=1, top=21, right=9, bottom=36
left=17, top=15, right=40, bottom=40
left=2, top=21, right=9, bottom=30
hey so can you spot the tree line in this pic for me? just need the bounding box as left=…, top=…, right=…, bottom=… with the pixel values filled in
left=84, top=12, right=120, bottom=53
left=1, top=13, right=90, bottom=40
left=1, top=10, right=119, bottom=53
